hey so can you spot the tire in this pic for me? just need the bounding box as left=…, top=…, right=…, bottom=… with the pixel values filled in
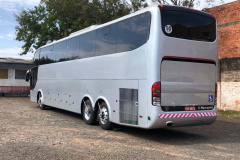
left=98, top=102, right=113, bottom=130
left=38, top=92, right=46, bottom=110
left=83, top=100, right=97, bottom=125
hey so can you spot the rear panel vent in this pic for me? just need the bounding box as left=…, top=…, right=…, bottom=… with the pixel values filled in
left=119, top=88, right=138, bottom=125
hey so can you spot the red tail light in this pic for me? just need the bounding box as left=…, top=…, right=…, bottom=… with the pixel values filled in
left=185, top=8, right=195, bottom=11
left=215, top=83, right=217, bottom=105
left=152, top=82, right=161, bottom=106
left=160, top=5, right=164, bottom=8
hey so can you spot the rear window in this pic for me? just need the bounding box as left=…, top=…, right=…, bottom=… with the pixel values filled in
left=160, top=10, right=216, bottom=42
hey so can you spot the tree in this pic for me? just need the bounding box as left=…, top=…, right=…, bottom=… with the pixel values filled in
left=15, top=4, right=48, bottom=55
left=152, top=0, right=224, bottom=8
left=130, top=0, right=148, bottom=12
left=152, top=0, right=195, bottom=8
left=15, top=0, right=147, bottom=55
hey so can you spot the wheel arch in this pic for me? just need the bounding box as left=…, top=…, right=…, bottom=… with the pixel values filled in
left=80, top=95, right=94, bottom=115
left=37, top=89, right=44, bottom=103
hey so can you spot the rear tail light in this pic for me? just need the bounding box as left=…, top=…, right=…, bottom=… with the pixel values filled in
left=185, top=8, right=195, bottom=11
left=215, top=83, right=217, bottom=105
left=152, top=82, right=161, bottom=106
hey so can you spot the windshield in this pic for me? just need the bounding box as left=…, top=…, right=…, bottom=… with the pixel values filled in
left=160, top=10, right=216, bottom=42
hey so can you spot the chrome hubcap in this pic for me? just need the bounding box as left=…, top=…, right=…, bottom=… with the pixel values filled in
left=99, top=107, right=108, bottom=125
left=38, top=93, right=43, bottom=107
left=84, top=105, right=91, bottom=120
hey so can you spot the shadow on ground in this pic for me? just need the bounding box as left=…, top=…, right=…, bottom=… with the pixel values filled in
left=41, top=105, right=240, bottom=146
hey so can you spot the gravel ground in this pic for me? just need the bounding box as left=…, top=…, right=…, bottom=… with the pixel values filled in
left=0, top=97, right=239, bottom=160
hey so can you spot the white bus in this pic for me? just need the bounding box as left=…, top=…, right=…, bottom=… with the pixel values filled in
left=26, top=4, right=218, bottom=130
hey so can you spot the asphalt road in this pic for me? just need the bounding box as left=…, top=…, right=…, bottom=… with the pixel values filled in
left=0, top=97, right=239, bottom=160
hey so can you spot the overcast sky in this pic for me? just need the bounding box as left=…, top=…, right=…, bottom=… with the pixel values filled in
left=0, top=0, right=237, bottom=59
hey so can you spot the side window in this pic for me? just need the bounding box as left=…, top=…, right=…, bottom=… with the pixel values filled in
left=67, top=36, right=79, bottom=60
left=40, top=46, right=55, bottom=65
left=116, top=12, right=151, bottom=53
left=54, top=41, right=67, bottom=62
left=79, top=31, right=96, bottom=59
left=95, top=24, right=117, bottom=56
left=48, top=45, right=55, bottom=63
left=33, top=49, right=40, bottom=65
left=15, top=70, right=27, bottom=79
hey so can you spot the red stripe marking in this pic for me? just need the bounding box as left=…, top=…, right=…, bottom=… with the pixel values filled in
left=159, top=112, right=217, bottom=118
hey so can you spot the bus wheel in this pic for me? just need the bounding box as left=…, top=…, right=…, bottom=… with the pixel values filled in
left=98, top=102, right=113, bottom=130
left=83, top=100, right=97, bottom=125
left=38, top=92, right=46, bottom=110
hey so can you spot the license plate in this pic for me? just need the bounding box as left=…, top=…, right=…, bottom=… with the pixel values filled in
left=185, top=106, right=196, bottom=111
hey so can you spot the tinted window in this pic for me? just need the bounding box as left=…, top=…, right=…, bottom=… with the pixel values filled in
left=96, top=24, right=117, bottom=56
left=15, top=70, right=27, bottom=79
left=33, top=49, right=40, bottom=65
left=30, top=67, right=38, bottom=90
left=54, top=41, right=67, bottom=62
left=161, top=10, right=216, bottom=42
left=67, top=36, right=79, bottom=60
left=116, top=12, right=151, bottom=53
left=79, top=31, right=96, bottom=59
left=40, top=46, right=55, bottom=64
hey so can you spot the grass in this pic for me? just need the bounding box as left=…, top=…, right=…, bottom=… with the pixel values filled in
left=218, top=110, right=240, bottom=119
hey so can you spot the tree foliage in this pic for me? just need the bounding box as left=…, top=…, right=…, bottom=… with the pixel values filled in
left=152, top=0, right=194, bottom=7
left=15, top=0, right=148, bottom=55
left=152, top=0, right=224, bottom=8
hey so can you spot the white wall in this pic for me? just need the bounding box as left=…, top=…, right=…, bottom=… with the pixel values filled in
left=0, top=68, right=29, bottom=86
left=217, top=82, right=240, bottom=111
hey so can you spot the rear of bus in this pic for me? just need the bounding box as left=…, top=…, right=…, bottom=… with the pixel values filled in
left=149, top=5, right=218, bottom=128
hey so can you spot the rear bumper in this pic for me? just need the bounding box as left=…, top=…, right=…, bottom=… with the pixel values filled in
left=147, top=106, right=217, bottom=129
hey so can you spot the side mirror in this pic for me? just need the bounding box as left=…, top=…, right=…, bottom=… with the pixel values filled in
left=25, top=70, right=31, bottom=82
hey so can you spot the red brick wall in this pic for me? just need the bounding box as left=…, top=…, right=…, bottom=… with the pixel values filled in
left=204, top=1, right=240, bottom=59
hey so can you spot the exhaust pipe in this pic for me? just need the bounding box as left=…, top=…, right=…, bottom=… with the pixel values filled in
left=166, top=121, right=173, bottom=127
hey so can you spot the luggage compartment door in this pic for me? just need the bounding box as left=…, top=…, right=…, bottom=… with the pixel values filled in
left=161, top=60, right=216, bottom=107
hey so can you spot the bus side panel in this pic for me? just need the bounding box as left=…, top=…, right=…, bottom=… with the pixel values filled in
left=30, top=89, right=38, bottom=103
left=82, top=80, right=111, bottom=96
left=33, top=79, right=82, bottom=113
left=110, top=80, right=148, bottom=128
left=138, top=80, right=148, bottom=128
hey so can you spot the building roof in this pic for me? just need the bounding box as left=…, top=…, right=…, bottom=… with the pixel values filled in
left=0, top=58, right=33, bottom=65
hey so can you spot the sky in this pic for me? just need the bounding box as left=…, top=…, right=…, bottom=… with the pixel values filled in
left=0, top=0, right=237, bottom=59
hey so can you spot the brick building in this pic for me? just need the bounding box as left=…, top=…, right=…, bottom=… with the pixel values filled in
left=0, top=58, right=34, bottom=96
left=204, top=0, right=240, bottom=59
left=205, top=1, right=240, bottom=111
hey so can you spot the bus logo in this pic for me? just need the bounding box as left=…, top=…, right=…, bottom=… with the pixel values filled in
left=209, top=95, right=213, bottom=102
left=165, top=25, right=172, bottom=34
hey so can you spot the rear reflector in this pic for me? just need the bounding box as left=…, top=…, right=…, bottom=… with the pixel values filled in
left=152, top=82, right=161, bottom=106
